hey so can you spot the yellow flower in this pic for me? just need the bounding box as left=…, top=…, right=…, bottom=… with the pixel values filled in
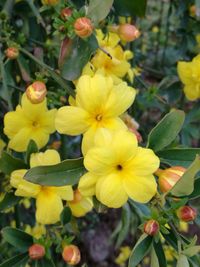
left=55, top=74, right=136, bottom=154
left=4, top=94, right=57, bottom=152
left=25, top=224, right=46, bottom=239
left=82, top=30, right=133, bottom=83
left=10, top=150, right=73, bottom=224
left=78, top=129, right=159, bottom=208
left=68, top=189, right=93, bottom=217
left=177, top=55, right=200, bottom=100
left=115, top=246, right=131, bottom=266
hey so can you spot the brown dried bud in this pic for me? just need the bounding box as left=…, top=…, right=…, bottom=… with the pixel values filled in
left=26, top=81, right=47, bottom=104
left=5, top=47, right=19, bottom=60
left=118, top=24, right=140, bottom=42
left=177, top=206, right=197, bottom=222
left=74, top=17, right=93, bottom=38
left=144, top=219, right=159, bottom=236
left=62, top=245, right=81, bottom=265
left=29, top=244, right=45, bottom=260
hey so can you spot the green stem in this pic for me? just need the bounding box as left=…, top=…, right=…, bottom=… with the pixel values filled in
left=19, top=47, right=75, bottom=97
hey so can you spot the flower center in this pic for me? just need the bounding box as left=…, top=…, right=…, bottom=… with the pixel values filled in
left=95, top=114, right=103, bottom=121
left=116, top=164, right=123, bottom=171
left=32, top=121, right=39, bottom=128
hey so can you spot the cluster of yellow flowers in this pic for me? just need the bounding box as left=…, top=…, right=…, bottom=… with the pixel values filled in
left=3, top=30, right=160, bottom=225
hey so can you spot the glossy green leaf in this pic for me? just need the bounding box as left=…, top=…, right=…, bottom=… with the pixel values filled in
left=153, top=240, right=167, bottom=267
left=26, top=140, right=38, bottom=165
left=150, top=247, right=159, bottom=267
left=162, top=229, right=178, bottom=250
left=114, top=0, right=147, bottom=17
left=128, top=234, right=153, bottom=267
left=0, top=192, right=21, bottom=212
left=2, top=227, right=33, bottom=252
left=188, top=178, right=200, bottom=200
left=87, top=0, right=114, bottom=24
left=0, top=151, right=27, bottom=175
left=60, top=207, right=72, bottom=225
left=177, top=255, right=189, bottom=267
left=183, top=246, right=200, bottom=257
left=0, top=253, right=28, bottom=267
left=24, top=158, right=85, bottom=186
left=157, top=149, right=200, bottom=167
left=147, top=110, right=185, bottom=152
left=115, top=203, right=131, bottom=248
left=171, top=155, right=200, bottom=197
left=60, top=36, right=98, bottom=81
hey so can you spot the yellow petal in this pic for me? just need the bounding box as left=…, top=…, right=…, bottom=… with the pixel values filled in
left=81, top=127, right=97, bottom=155
left=54, top=186, right=73, bottom=201
left=68, top=197, right=93, bottom=217
left=29, top=129, right=50, bottom=150
left=78, top=172, right=99, bottom=196
left=183, top=84, right=200, bottom=101
left=39, top=109, right=57, bottom=133
left=30, top=149, right=60, bottom=167
left=76, top=74, right=113, bottom=113
left=177, top=61, right=192, bottom=85
left=123, top=174, right=157, bottom=203
left=36, top=189, right=63, bottom=224
left=10, top=169, right=27, bottom=188
left=15, top=180, right=41, bottom=198
left=128, top=147, right=160, bottom=176
left=104, top=82, right=136, bottom=117
left=8, top=127, right=33, bottom=152
left=96, top=173, right=128, bottom=208
left=55, top=106, right=90, bottom=135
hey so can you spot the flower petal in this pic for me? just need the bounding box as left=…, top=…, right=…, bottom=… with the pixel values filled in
left=36, top=189, right=63, bottom=224
left=68, top=197, right=93, bottom=217
left=30, top=149, right=60, bottom=167
left=8, top=127, right=33, bottom=152
left=55, top=106, right=90, bottom=135
left=15, top=180, right=41, bottom=198
left=81, top=127, right=97, bottom=155
left=10, top=169, right=27, bottom=188
left=96, top=173, right=128, bottom=208
left=123, top=174, right=157, bottom=203
left=78, top=172, right=99, bottom=196
left=54, top=186, right=73, bottom=201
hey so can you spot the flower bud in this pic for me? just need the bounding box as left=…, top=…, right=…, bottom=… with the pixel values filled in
left=41, top=0, right=59, bottom=5
left=156, top=166, right=186, bottom=193
left=71, top=189, right=82, bottom=204
left=61, top=8, right=72, bottom=20
left=5, top=47, right=19, bottom=60
left=29, top=244, right=45, bottom=260
left=144, top=219, right=159, bottom=236
left=177, top=206, right=197, bottom=222
left=118, top=24, right=140, bottom=42
left=62, top=245, right=81, bottom=265
left=74, top=17, right=93, bottom=38
left=26, top=81, right=47, bottom=104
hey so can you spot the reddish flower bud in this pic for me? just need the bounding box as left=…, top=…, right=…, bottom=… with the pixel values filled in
left=26, top=81, right=47, bottom=104
left=177, top=206, right=197, bottom=222
left=71, top=189, right=82, bottom=204
left=156, top=166, right=186, bottom=193
left=144, top=219, right=159, bottom=236
left=62, top=245, right=81, bottom=265
left=118, top=24, right=140, bottom=42
left=29, top=244, right=45, bottom=260
left=61, top=8, right=72, bottom=20
left=5, top=47, right=19, bottom=60
left=74, top=17, right=93, bottom=38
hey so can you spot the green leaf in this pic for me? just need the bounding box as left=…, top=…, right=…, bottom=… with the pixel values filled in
left=162, top=229, right=178, bottom=250
left=60, top=207, right=72, bottom=225
left=87, top=0, right=114, bottom=24
left=150, top=247, right=159, bottom=267
left=0, top=192, right=21, bottom=212
left=147, top=110, right=185, bottom=152
left=37, top=258, right=56, bottom=267
left=188, top=178, right=200, bottom=200
left=183, top=246, right=200, bottom=257
left=24, top=158, right=85, bottom=186
left=0, top=151, right=27, bottom=175
left=114, top=0, right=147, bottom=17
left=153, top=240, right=167, bottom=267
left=115, top=203, right=131, bottom=248
left=2, top=227, right=33, bottom=252
left=26, top=140, right=38, bottom=165
left=157, top=149, right=200, bottom=167
left=0, top=253, right=28, bottom=267
left=177, top=255, right=189, bottom=267
left=170, top=155, right=200, bottom=197
left=60, top=36, right=98, bottom=81
left=128, top=234, right=153, bottom=267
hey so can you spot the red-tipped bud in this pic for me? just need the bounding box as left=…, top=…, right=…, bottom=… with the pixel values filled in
left=61, top=8, right=72, bottom=20
left=118, top=24, right=140, bottom=42
left=62, top=245, right=81, bottom=265
left=5, top=47, right=19, bottom=60
left=156, top=166, right=186, bottom=193
left=29, top=244, right=45, bottom=260
left=144, top=219, right=159, bottom=236
left=74, top=17, right=93, bottom=38
left=71, top=189, right=82, bottom=204
left=26, top=81, right=47, bottom=104
left=177, top=206, right=197, bottom=222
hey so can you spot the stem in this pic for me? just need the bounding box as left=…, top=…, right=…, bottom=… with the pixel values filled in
left=19, top=47, right=75, bottom=97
